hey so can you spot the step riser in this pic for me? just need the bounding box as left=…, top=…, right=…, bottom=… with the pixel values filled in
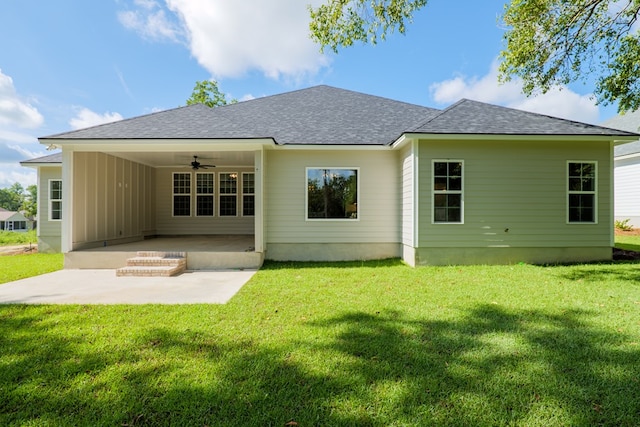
left=116, top=252, right=187, bottom=277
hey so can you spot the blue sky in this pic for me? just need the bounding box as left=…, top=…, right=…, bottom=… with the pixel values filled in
left=0, top=0, right=618, bottom=189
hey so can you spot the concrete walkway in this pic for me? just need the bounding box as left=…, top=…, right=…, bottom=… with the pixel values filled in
left=0, top=269, right=257, bottom=304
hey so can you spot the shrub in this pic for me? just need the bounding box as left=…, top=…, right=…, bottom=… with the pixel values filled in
left=615, top=218, right=634, bottom=231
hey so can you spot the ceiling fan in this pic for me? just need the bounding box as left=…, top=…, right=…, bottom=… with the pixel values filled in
left=190, top=155, right=216, bottom=170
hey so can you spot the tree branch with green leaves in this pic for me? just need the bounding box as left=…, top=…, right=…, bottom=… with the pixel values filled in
left=309, top=0, right=640, bottom=112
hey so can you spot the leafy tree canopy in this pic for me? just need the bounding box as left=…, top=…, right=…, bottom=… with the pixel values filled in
left=309, top=0, right=640, bottom=112
left=0, top=183, right=25, bottom=213
left=186, top=80, right=237, bottom=108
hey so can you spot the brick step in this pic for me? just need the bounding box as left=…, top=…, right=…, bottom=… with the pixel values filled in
left=116, top=251, right=187, bottom=277
left=116, top=264, right=185, bottom=277
left=126, top=256, right=187, bottom=267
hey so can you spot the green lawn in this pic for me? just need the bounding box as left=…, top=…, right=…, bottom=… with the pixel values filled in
left=0, top=230, right=36, bottom=246
left=615, top=234, right=640, bottom=252
left=1, top=257, right=639, bottom=426
left=0, top=253, right=63, bottom=283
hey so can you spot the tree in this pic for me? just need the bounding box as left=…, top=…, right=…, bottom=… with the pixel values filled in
left=186, top=80, right=237, bottom=108
left=0, top=183, right=25, bottom=212
left=22, top=184, right=37, bottom=218
left=309, top=0, right=640, bottom=112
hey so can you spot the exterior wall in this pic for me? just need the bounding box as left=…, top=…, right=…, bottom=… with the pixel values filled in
left=614, top=155, right=640, bottom=228
left=415, top=139, right=613, bottom=265
left=38, top=166, right=62, bottom=252
left=264, top=150, right=401, bottom=261
left=72, top=152, right=156, bottom=250
left=155, top=167, right=255, bottom=235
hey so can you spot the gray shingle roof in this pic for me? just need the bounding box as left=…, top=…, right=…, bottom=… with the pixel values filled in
left=411, top=99, right=637, bottom=136
left=20, top=152, right=62, bottom=164
left=39, top=86, right=636, bottom=150
left=601, top=110, right=640, bottom=157
left=43, top=86, right=440, bottom=146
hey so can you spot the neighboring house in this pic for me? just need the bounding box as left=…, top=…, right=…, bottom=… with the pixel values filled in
left=20, top=85, right=637, bottom=265
left=602, top=110, right=640, bottom=228
left=0, top=207, right=32, bottom=232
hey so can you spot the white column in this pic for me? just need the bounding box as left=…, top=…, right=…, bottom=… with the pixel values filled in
left=61, top=149, right=74, bottom=253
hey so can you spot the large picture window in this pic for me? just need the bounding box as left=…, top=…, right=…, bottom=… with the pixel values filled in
left=307, top=168, right=358, bottom=220
left=433, top=161, right=463, bottom=223
left=196, top=172, right=215, bottom=216
left=49, top=179, right=62, bottom=221
left=568, top=161, right=597, bottom=223
left=219, top=172, right=238, bottom=216
left=242, top=172, right=255, bottom=217
left=173, top=173, right=191, bottom=217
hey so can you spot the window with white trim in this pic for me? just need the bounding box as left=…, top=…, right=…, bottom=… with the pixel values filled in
left=196, top=172, right=215, bottom=217
left=49, top=179, right=62, bottom=221
left=307, top=168, right=358, bottom=220
left=219, top=172, right=238, bottom=216
left=173, top=173, right=191, bottom=217
left=568, top=161, right=597, bottom=223
left=433, top=161, right=463, bottom=223
left=242, top=172, right=255, bottom=217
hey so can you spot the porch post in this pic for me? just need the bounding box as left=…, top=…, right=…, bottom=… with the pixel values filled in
left=254, top=149, right=264, bottom=253
left=61, top=149, right=74, bottom=253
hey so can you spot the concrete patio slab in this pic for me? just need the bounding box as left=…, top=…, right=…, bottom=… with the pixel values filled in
left=0, top=269, right=257, bottom=304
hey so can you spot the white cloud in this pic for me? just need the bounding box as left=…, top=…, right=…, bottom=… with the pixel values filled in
left=430, top=61, right=600, bottom=124
left=118, top=0, right=329, bottom=79
left=69, top=108, right=124, bottom=130
left=0, top=69, right=44, bottom=129
left=0, top=166, right=37, bottom=189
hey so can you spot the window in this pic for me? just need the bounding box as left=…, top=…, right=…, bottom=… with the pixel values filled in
left=568, top=162, right=597, bottom=223
left=219, top=172, right=238, bottom=216
left=307, top=168, right=358, bottom=220
left=49, top=179, right=62, bottom=221
left=196, top=172, right=215, bottom=216
left=173, top=173, right=191, bottom=217
left=433, top=161, right=463, bottom=223
left=242, top=172, right=255, bottom=217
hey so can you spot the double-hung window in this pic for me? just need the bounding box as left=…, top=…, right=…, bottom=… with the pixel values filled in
left=196, top=172, right=215, bottom=216
left=49, top=179, right=62, bottom=221
left=433, top=161, right=463, bottom=223
left=242, top=172, right=255, bottom=217
left=306, top=168, right=358, bottom=220
left=173, top=173, right=191, bottom=217
left=568, top=161, right=597, bottom=223
left=219, top=172, right=238, bottom=216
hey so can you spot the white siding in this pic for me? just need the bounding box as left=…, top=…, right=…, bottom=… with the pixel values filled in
left=614, top=156, right=640, bottom=227
left=265, top=150, right=400, bottom=244
left=38, top=166, right=62, bottom=252
left=418, top=139, right=613, bottom=248
left=400, top=143, right=414, bottom=246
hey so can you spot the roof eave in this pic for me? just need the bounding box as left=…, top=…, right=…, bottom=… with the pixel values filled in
left=400, top=133, right=639, bottom=142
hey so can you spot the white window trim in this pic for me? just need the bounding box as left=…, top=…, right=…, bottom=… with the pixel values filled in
left=172, top=172, right=192, bottom=218
left=431, top=159, right=464, bottom=225
left=305, top=167, right=360, bottom=222
left=219, top=172, right=239, bottom=217
left=195, top=172, right=215, bottom=217
left=567, top=160, right=598, bottom=224
left=241, top=172, right=255, bottom=217
left=49, top=179, right=62, bottom=222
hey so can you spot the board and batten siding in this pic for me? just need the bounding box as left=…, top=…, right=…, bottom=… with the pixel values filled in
left=72, top=152, right=156, bottom=248
left=38, top=166, right=62, bottom=252
left=155, top=168, right=255, bottom=235
left=614, top=156, right=640, bottom=227
left=265, top=150, right=400, bottom=244
left=417, top=139, right=612, bottom=248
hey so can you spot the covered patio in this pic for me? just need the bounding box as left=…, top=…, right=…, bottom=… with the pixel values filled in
left=65, top=235, right=262, bottom=270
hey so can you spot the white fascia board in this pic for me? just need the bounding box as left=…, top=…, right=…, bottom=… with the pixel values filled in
left=273, top=144, right=391, bottom=151
left=39, top=138, right=277, bottom=152
left=401, top=133, right=639, bottom=143
left=615, top=151, right=640, bottom=161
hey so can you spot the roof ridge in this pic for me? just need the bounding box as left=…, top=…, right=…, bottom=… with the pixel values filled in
left=407, top=99, right=465, bottom=132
